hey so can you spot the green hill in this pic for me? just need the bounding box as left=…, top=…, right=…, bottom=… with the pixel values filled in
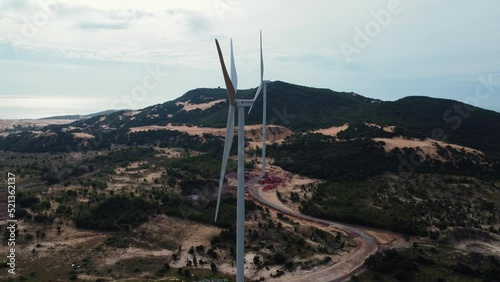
left=1, top=81, right=499, bottom=160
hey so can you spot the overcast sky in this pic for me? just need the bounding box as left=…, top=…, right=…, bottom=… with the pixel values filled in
left=0, top=0, right=499, bottom=119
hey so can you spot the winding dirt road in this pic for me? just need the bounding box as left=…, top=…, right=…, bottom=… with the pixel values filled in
left=248, top=185, right=379, bottom=282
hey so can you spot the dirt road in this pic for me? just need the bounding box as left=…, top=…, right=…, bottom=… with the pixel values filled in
left=248, top=185, right=379, bottom=282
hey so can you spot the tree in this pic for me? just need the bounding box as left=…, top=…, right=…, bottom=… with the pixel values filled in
left=195, top=245, right=205, bottom=253
left=272, top=252, right=286, bottom=264
left=210, top=262, right=218, bottom=273
left=253, top=256, right=261, bottom=265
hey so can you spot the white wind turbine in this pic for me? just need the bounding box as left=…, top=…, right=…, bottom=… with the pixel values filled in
left=214, top=38, right=254, bottom=282
left=248, top=31, right=270, bottom=177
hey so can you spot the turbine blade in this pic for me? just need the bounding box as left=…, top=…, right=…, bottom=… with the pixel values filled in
left=230, top=39, right=238, bottom=92
left=248, top=83, right=262, bottom=114
left=215, top=39, right=236, bottom=105
left=260, top=30, right=264, bottom=82
left=248, top=31, right=265, bottom=114
left=215, top=105, right=235, bottom=222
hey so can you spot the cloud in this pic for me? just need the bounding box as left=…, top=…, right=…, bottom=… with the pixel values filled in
left=0, top=39, right=124, bottom=65
left=108, top=9, right=156, bottom=21
left=78, top=20, right=130, bottom=30
left=1, top=0, right=500, bottom=118
left=165, top=9, right=213, bottom=33
left=0, top=0, right=29, bottom=11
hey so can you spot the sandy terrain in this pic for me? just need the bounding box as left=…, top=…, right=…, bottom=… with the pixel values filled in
left=0, top=215, right=222, bottom=280
left=374, top=137, right=484, bottom=161
left=176, top=99, right=226, bottom=112
left=124, top=111, right=142, bottom=116
left=129, top=123, right=292, bottom=148
left=112, top=161, right=164, bottom=183
left=365, top=123, right=396, bottom=133
left=247, top=125, right=294, bottom=148
left=311, top=123, right=349, bottom=137
left=130, top=124, right=225, bottom=135
left=0, top=119, right=75, bottom=131
left=362, top=229, right=408, bottom=250
left=101, top=215, right=221, bottom=266
left=101, top=247, right=172, bottom=267
left=61, top=126, right=80, bottom=132
left=312, top=123, right=396, bottom=137
left=3, top=220, right=108, bottom=275
left=153, top=147, right=184, bottom=158
left=72, top=132, right=95, bottom=139
left=252, top=163, right=315, bottom=214
left=133, top=215, right=222, bottom=271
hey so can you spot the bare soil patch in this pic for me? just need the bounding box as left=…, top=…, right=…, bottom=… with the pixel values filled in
left=374, top=137, right=484, bottom=161
left=311, top=123, right=349, bottom=137
left=176, top=99, right=226, bottom=112
left=72, top=132, right=95, bottom=139
left=0, top=119, right=75, bottom=131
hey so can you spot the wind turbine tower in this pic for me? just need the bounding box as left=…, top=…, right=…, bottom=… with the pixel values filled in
left=214, top=38, right=255, bottom=282
left=249, top=31, right=270, bottom=177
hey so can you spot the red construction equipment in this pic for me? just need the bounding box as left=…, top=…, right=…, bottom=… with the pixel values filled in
left=258, top=175, right=284, bottom=185
left=257, top=173, right=285, bottom=191
left=263, top=183, right=279, bottom=191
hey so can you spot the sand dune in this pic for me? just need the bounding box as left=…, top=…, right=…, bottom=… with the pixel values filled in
left=312, top=123, right=396, bottom=137
left=176, top=99, right=226, bottom=112
left=129, top=123, right=293, bottom=148
left=374, top=137, right=483, bottom=161
left=72, top=132, right=95, bottom=139
left=311, top=124, right=349, bottom=137
left=365, top=123, right=396, bottom=133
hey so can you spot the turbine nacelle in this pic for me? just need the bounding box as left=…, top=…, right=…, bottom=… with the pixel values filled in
left=236, top=99, right=254, bottom=107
